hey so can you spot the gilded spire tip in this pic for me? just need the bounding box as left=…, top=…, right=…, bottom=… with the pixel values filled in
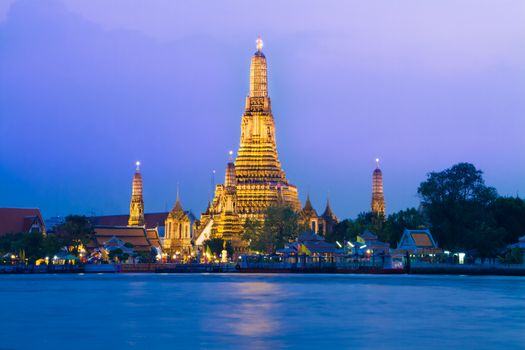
left=256, top=36, right=263, bottom=52
left=135, top=161, right=141, bottom=171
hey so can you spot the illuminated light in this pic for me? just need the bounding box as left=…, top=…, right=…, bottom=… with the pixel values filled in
left=256, top=36, right=263, bottom=51
left=336, top=241, right=342, bottom=248
left=347, top=242, right=354, bottom=248
left=360, top=245, right=367, bottom=249
left=444, top=250, right=451, bottom=255
left=229, top=150, right=233, bottom=156
left=458, top=252, right=466, bottom=264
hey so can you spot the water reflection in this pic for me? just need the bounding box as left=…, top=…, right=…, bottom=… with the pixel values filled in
left=203, top=280, right=285, bottom=348
left=0, top=274, right=524, bottom=350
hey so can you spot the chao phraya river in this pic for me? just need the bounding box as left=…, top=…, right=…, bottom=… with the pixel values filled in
left=0, top=274, right=524, bottom=349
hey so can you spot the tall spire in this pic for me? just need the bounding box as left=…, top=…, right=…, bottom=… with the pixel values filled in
left=322, top=197, right=335, bottom=218
left=304, top=193, right=314, bottom=211
left=174, top=183, right=182, bottom=211
left=371, top=158, right=386, bottom=217
left=128, top=161, right=145, bottom=226
left=249, top=36, right=268, bottom=97
left=225, top=151, right=237, bottom=188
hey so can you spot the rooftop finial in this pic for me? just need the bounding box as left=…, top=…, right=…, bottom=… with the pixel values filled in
left=375, top=158, right=380, bottom=168
left=256, top=35, right=263, bottom=52
left=229, top=150, right=234, bottom=162
left=135, top=161, right=141, bottom=171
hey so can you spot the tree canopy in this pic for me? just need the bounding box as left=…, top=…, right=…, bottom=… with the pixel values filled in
left=242, top=203, right=305, bottom=254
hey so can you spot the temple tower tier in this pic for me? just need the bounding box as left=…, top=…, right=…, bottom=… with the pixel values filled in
left=371, top=159, right=386, bottom=216
left=234, top=37, right=301, bottom=217
left=128, top=161, right=145, bottom=226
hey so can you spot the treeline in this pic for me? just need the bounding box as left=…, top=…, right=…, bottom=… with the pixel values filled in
left=2, top=163, right=523, bottom=262
left=0, top=215, right=94, bottom=263
left=327, top=163, right=525, bottom=259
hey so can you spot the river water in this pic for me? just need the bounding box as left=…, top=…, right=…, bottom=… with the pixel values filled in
left=0, top=273, right=524, bottom=349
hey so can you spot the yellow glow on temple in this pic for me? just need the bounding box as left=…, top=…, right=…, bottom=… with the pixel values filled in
left=194, top=38, right=301, bottom=254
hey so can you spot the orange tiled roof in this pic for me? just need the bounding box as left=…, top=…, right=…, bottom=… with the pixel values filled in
left=146, top=229, right=162, bottom=249
left=90, top=212, right=169, bottom=229
left=93, top=226, right=153, bottom=253
left=411, top=233, right=433, bottom=247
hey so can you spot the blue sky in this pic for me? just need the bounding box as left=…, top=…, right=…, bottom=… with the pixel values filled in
left=1, top=0, right=524, bottom=219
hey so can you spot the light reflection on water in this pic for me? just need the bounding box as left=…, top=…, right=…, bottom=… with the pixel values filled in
left=0, top=274, right=524, bottom=349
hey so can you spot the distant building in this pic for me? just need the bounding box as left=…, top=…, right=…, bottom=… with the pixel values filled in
left=299, top=194, right=321, bottom=233
left=128, top=161, right=145, bottom=226
left=298, top=195, right=339, bottom=236
left=396, top=229, right=442, bottom=255
left=360, top=230, right=390, bottom=254
left=320, top=199, right=338, bottom=236
left=371, top=159, right=386, bottom=216
left=90, top=212, right=168, bottom=238
left=88, top=163, right=166, bottom=256
left=278, top=232, right=339, bottom=257
left=164, top=194, right=198, bottom=256
left=0, top=208, right=46, bottom=236
left=88, top=226, right=161, bottom=255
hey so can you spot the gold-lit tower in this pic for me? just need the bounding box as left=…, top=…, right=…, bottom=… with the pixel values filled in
left=371, top=158, right=386, bottom=216
left=233, top=36, right=300, bottom=219
left=128, top=161, right=145, bottom=226
left=211, top=152, right=244, bottom=244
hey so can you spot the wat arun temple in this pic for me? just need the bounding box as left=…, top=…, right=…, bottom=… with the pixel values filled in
left=167, top=37, right=305, bottom=255
left=110, top=38, right=385, bottom=257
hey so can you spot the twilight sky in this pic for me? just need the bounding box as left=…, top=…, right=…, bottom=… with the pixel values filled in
left=1, top=0, right=524, bottom=219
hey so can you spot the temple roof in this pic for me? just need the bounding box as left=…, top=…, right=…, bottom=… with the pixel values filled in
left=0, top=208, right=45, bottom=235
left=90, top=212, right=169, bottom=229
left=361, top=230, right=378, bottom=241
left=92, top=226, right=156, bottom=253
left=321, top=199, right=337, bottom=221
left=397, top=229, right=440, bottom=253
left=303, top=194, right=313, bottom=210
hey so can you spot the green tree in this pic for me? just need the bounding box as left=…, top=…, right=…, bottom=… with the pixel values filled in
left=382, top=208, right=427, bottom=246
left=108, top=248, right=124, bottom=262
left=8, top=232, right=45, bottom=264
left=325, top=219, right=353, bottom=243
left=490, top=196, right=525, bottom=244
left=42, top=235, right=66, bottom=258
left=241, top=203, right=304, bottom=254
left=203, top=238, right=233, bottom=258
left=242, top=218, right=263, bottom=249
left=417, top=162, right=499, bottom=255
left=498, top=248, right=524, bottom=265
left=56, top=215, right=95, bottom=257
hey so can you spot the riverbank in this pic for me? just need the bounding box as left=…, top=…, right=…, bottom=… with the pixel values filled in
left=2, top=262, right=525, bottom=276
